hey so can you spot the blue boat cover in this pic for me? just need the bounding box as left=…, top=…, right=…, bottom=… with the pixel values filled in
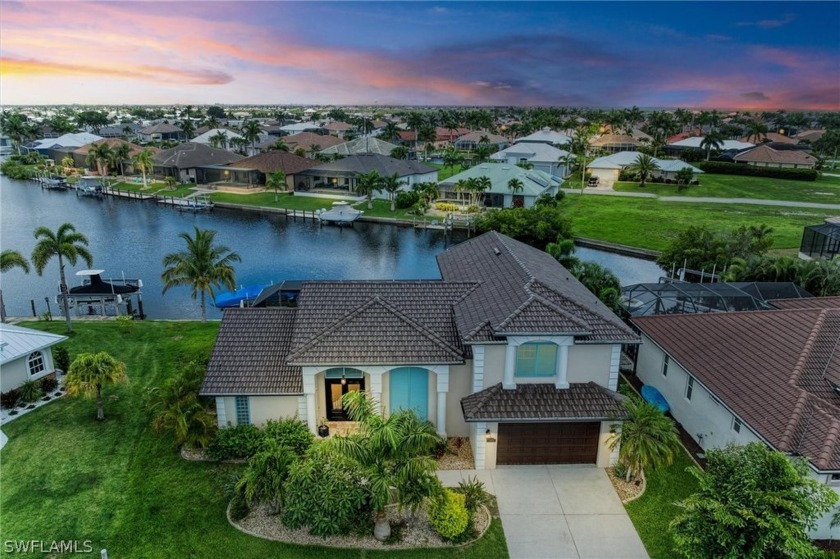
left=641, top=385, right=670, bottom=413
left=214, top=284, right=268, bottom=308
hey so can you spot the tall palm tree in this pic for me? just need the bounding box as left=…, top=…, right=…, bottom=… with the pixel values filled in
left=390, top=146, right=409, bottom=160
left=380, top=173, right=405, bottom=212
left=474, top=175, right=491, bottom=206
left=161, top=227, right=241, bottom=322
left=204, top=115, right=220, bottom=130
left=210, top=130, right=229, bottom=150
left=31, top=223, right=93, bottom=332
left=112, top=142, right=131, bottom=177
left=266, top=170, right=286, bottom=201
left=242, top=120, right=262, bottom=151
left=507, top=177, right=524, bottom=206
left=329, top=391, right=440, bottom=540
left=700, top=130, right=725, bottom=161
left=180, top=119, right=195, bottom=141
left=745, top=120, right=768, bottom=144
left=355, top=170, right=382, bottom=210
left=382, top=121, right=401, bottom=143
left=442, top=146, right=463, bottom=175
left=268, top=139, right=289, bottom=152
left=65, top=351, right=128, bottom=420
left=608, top=396, right=681, bottom=482
left=625, top=153, right=660, bottom=187
left=132, top=148, right=155, bottom=189
left=86, top=142, right=113, bottom=176
left=1, top=250, right=30, bottom=273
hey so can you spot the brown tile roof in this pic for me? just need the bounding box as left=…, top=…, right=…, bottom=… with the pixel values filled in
left=739, top=132, right=797, bottom=144
left=795, top=129, right=826, bottom=143
left=200, top=308, right=302, bottom=395
left=733, top=144, right=817, bottom=167
left=454, top=131, right=508, bottom=145
left=283, top=132, right=344, bottom=151
left=298, top=153, right=437, bottom=178
left=229, top=151, right=318, bottom=174
left=770, top=297, right=840, bottom=310
left=399, top=130, right=417, bottom=142
left=461, top=382, right=629, bottom=422
left=288, top=281, right=479, bottom=365
left=73, top=139, right=155, bottom=157
left=632, top=308, right=840, bottom=470
left=323, top=121, right=355, bottom=131
left=437, top=231, right=639, bottom=344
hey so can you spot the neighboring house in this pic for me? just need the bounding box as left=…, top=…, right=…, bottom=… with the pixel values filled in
left=514, top=127, right=571, bottom=147
left=430, top=127, right=471, bottom=149
left=98, top=123, right=143, bottom=139
left=139, top=123, right=185, bottom=143
left=153, top=142, right=244, bottom=183
left=224, top=151, right=318, bottom=188
left=0, top=134, right=13, bottom=156
left=453, top=132, right=509, bottom=151
left=800, top=217, right=840, bottom=260
left=733, top=144, right=818, bottom=169
left=439, top=163, right=563, bottom=208
left=795, top=129, right=826, bottom=144
left=280, top=132, right=344, bottom=155
left=490, top=142, right=572, bottom=178
left=738, top=132, right=797, bottom=145
left=279, top=122, right=323, bottom=135
left=190, top=128, right=244, bottom=148
left=587, top=151, right=703, bottom=187
left=322, top=121, right=356, bottom=139
left=72, top=139, right=155, bottom=171
left=632, top=299, right=840, bottom=538
left=201, top=231, right=638, bottom=469
left=24, top=132, right=104, bottom=156
left=319, top=137, right=400, bottom=157
left=666, top=137, right=754, bottom=152
left=295, top=153, right=437, bottom=195
left=590, top=134, right=643, bottom=154
left=0, top=323, right=67, bottom=392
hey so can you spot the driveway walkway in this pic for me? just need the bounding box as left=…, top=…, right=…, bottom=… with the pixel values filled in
left=438, top=466, right=648, bottom=559
left=560, top=188, right=840, bottom=210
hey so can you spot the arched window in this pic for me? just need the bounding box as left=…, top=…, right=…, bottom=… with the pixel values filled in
left=27, top=351, right=45, bottom=376
left=515, top=342, right=557, bottom=378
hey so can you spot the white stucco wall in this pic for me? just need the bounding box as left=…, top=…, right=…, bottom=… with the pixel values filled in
left=1, top=350, right=57, bottom=391
left=446, top=362, right=472, bottom=437
left=567, top=344, right=612, bottom=386
left=216, top=395, right=301, bottom=427
left=482, top=345, right=506, bottom=388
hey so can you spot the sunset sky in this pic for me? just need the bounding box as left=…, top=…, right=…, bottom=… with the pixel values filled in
left=1, top=1, right=838, bottom=109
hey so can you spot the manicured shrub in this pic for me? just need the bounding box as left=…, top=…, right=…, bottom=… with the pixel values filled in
left=428, top=488, right=470, bottom=541
left=115, top=314, right=134, bottom=334
left=0, top=389, right=21, bottom=410
left=261, top=418, right=314, bottom=456
left=697, top=161, right=818, bottom=181
left=54, top=346, right=70, bottom=373
left=434, top=202, right=460, bottom=212
left=282, top=447, right=370, bottom=537
left=39, top=375, right=58, bottom=393
left=612, top=460, right=629, bottom=480
left=395, top=190, right=420, bottom=209
left=229, top=490, right=250, bottom=521
left=206, top=424, right=264, bottom=460
left=18, top=379, right=44, bottom=403
left=456, top=476, right=490, bottom=514
left=237, top=440, right=296, bottom=515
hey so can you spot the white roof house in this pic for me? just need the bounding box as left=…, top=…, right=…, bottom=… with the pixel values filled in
left=490, top=142, right=572, bottom=178
left=191, top=128, right=244, bottom=146
left=587, top=152, right=702, bottom=187
left=439, top=163, right=563, bottom=208
left=668, top=137, right=754, bottom=151
left=279, top=122, right=322, bottom=134
left=28, top=132, right=103, bottom=150
left=515, top=127, right=572, bottom=146
left=0, top=324, right=67, bottom=367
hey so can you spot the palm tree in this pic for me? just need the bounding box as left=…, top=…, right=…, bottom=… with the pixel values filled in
left=382, top=121, right=401, bottom=143
left=31, top=223, right=93, bottom=332
left=132, top=148, right=155, bottom=189
left=625, top=154, right=660, bottom=187
left=180, top=119, right=195, bottom=141
left=236, top=439, right=296, bottom=515
left=268, top=139, right=289, bottom=152
left=1, top=250, right=30, bottom=273
left=507, top=177, right=524, bottom=206
left=86, top=142, right=113, bottom=176
left=700, top=130, right=725, bottom=161
left=65, top=351, right=128, bottom=420
left=546, top=237, right=579, bottom=269
left=242, top=120, right=262, bottom=151
left=442, top=146, right=463, bottom=175
left=164, top=176, right=177, bottom=190
left=204, top=115, right=220, bottom=130
left=210, top=130, right=229, bottom=150
left=608, top=396, right=681, bottom=482
left=112, top=142, right=131, bottom=177
left=390, top=146, right=409, bottom=160
left=0, top=111, right=36, bottom=154
left=355, top=170, right=382, bottom=210
left=380, top=173, right=405, bottom=212
left=328, top=391, right=440, bottom=540
left=60, top=156, right=75, bottom=175
left=415, top=181, right=440, bottom=205
left=161, top=227, right=241, bottom=322
left=474, top=175, right=491, bottom=206
left=266, top=170, right=286, bottom=201
left=149, top=375, right=217, bottom=450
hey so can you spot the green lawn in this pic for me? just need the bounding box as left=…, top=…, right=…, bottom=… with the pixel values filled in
left=209, top=191, right=333, bottom=211
left=353, top=199, right=418, bottom=220
left=429, top=163, right=465, bottom=181
left=0, top=321, right=508, bottom=559
left=111, top=182, right=196, bottom=197
left=625, top=448, right=701, bottom=559
left=613, top=173, right=840, bottom=204
left=562, top=194, right=831, bottom=252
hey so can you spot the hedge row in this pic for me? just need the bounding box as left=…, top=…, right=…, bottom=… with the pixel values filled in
left=697, top=161, right=818, bottom=181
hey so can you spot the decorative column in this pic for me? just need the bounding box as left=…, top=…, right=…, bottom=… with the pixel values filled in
left=503, top=342, right=516, bottom=389
left=306, top=393, right=316, bottom=432
left=435, top=367, right=449, bottom=437
left=555, top=344, right=570, bottom=389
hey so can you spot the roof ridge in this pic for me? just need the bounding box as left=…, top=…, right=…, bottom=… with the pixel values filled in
left=779, top=391, right=811, bottom=450
left=287, top=296, right=381, bottom=361
left=495, top=292, right=591, bottom=333
left=369, top=297, right=465, bottom=358
left=494, top=233, right=536, bottom=282
left=816, top=411, right=840, bottom=469
left=790, top=309, right=828, bottom=388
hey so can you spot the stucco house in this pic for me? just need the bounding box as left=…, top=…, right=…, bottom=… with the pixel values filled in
left=0, top=323, right=67, bottom=392
left=201, top=231, right=638, bottom=469
left=490, top=142, right=572, bottom=178
left=587, top=151, right=703, bottom=188
left=139, top=123, right=185, bottom=143
left=153, top=142, right=244, bottom=183
left=733, top=144, right=818, bottom=169
left=514, top=127, right=571, bottom=147
left=295, top=153, right=437, bottom=196
left=453, top=132, right=509, bottom=151
left=631, top=299, right=840, bottom=538
left=439, top=163, right=563, bottom=208
left=319, top=137, right=400, bottom=157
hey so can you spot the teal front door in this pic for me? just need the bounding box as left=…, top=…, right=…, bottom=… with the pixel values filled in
left=389, top=367, right=428, bottom=420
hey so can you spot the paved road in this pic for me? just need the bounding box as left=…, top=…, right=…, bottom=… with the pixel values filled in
left=561, top=188, right=840, bottom=210
left=439, top=466, right=649, bottom=559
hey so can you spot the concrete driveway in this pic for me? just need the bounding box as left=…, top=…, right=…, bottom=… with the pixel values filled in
left=438, top=465, right=648, bottom=559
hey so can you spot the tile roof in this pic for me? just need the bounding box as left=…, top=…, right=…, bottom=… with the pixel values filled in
left=632, top=307, right=840, bottom=471
left=491, top=142, right=571, bottom=164
left=454, top=131, right=508, bottom=145
left=229, top=151, right=318, bottom=175
left=73, top=139, right=153, bottom=157
left=319, top=137, right=400, bottom=156
left=437, top=231, right=639, bottom=344
left=590, top=134, right=641, bottom=148
left=795, top=129, right=826, bottom=143
left=200, top=308, right=302, bottom=395
left=733, top=144, right=817, bottom=166
left=770, top=297, right=840, bottom=310
left=154, top=142, right=244, bottom=169
left=140, top=123, right=181, bottom=134
left=191, top=128, right=244, bottom=145
left=0, top=324, right=67, bottom=366
left=282, top=132, right=344, bottom=151
left=299, top=153, right=437, bottom=178
left=288, top=281, right=479, bottom=365
left=515, top=127, right=572, bottom=146
left=739, top=132, right=797, bottom=144
left=461, top=382, right=629, bottom=422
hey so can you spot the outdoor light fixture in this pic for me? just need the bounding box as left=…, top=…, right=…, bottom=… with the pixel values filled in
left=341, top=374, right=347, bottom=386
left=485, top=429, right=496, bottom=443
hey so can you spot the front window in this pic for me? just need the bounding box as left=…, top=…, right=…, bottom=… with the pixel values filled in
left=235, top=396, right=250, bottom=425
left=732, top=417, right=742, bottom=434
left=27, top=351, right=45, bottom=376
left=515, top=343, right=557, bottom=378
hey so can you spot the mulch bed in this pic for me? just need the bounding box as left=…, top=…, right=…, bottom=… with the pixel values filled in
left=436, top=437, right=474, bottom=470
left=606, top=467, right=646, bottom=503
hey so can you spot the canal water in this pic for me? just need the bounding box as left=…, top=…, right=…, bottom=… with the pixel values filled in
left=0, top=177, right=661, bottom=320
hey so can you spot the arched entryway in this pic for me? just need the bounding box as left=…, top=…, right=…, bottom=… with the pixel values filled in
left=389, top=367, right=429, bottom=420
left=324, top=367, right=364, bottom=421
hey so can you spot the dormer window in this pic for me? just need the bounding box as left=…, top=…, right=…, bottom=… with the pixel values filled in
left=515, top=343, right=557, bottom=378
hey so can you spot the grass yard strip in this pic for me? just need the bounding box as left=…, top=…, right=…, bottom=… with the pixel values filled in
left=210, top=191, right=335, bottom=211
left=613, top=174, right=840, bottom=204
left=0, top=321, right=508, bottom=559
left=562, top=194, right=830, bottom=252
left=352, top=199, right=418, bottom=220
left=624, top=447, right=700, bottom=559
left=428, top=163, right=465, bottom=181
